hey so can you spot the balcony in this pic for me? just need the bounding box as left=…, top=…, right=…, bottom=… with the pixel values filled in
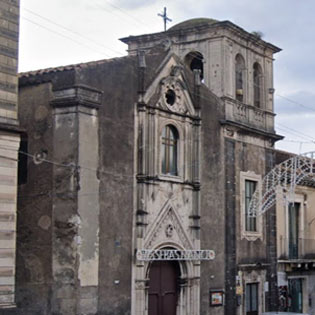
left=278, top=237, right=315, bottom=261
left=222, top=97, right=276, bottom=135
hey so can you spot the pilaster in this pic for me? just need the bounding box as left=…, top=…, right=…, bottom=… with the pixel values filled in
left=50, top=85, right=102, bottom=315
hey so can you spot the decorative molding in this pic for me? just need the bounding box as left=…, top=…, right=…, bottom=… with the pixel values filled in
left=51, top=85, right=103, bottom=109
left=155, top=76, right=196, bottom=116
left=165, top=223, right=174, bottom=238
left=144, top=202, right=194, bottom=250
left=240, top=171, right=263, bottom=241
left=136, top=249, right=215, bottom=261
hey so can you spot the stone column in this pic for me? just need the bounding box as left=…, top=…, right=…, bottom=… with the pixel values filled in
left=50, top=85, right=102, bottom=315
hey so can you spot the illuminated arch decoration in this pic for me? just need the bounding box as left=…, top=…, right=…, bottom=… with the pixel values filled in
left=249, top=151, right=315, bottom=217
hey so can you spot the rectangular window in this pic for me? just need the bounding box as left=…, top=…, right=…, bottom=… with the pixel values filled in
left=18, top=137, right=28, bottom=185
left=246, top=283, right=258, bottom=315
left=245, top=180, right=257, bottom=232
left=289, top=202, right=300, bottom=259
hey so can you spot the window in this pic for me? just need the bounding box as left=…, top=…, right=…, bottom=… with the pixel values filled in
left=240, top=171, right=262, bottom=240
left=288, top=202, right=300, bottom=259
left=235, top=54, right=245, bottom=102
left=245, top=179, right=257, bottom=232
left=161, top=125, right=178, bottom=176
left=18, top=136, right=28, bottom=185
left=246, top=283, right=258, bottom=315
left=165, top=89, right=176, bottom=106
left=253, top=63, right=262, bottom=108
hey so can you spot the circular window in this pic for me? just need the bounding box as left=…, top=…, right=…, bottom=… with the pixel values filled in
left=165, top=89, right=176, bottom=106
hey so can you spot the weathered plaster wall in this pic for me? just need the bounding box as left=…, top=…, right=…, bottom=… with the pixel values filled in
left=77, top=107, right=100, bottom=314
left=15, top=57, right=138, bottom=315
left=76, top=58, right=138, bottom=315
left=15, top=82, right=54, bottom=315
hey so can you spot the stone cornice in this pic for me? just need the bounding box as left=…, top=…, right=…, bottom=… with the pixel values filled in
left=50, top=84, right=103, bottom=109
left=120, top=20, right=281, bottom=54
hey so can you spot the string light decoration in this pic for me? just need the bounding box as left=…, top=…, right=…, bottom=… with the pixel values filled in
left=249, top=151, right=315, bottom=217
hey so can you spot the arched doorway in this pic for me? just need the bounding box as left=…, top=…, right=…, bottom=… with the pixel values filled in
left=148, top=261, right=180, bottom=315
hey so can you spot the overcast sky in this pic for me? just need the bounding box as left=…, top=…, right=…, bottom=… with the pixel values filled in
left=19, top=0, right=315, bottom=154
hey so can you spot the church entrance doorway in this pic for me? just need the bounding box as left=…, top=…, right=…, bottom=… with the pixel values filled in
left=148, top=261, right=180, bottom=315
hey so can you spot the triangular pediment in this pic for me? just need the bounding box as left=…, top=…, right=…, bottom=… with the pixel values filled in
left=144, top=201, right=194, bottom=250
left=143, top=55, right=196, bottom=116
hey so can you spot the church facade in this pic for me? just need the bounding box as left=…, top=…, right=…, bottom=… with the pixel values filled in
left=2, top=17, right=288, bottom=315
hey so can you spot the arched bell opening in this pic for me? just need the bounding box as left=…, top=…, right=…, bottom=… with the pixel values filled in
left=184, top=51, right=204, bottom=81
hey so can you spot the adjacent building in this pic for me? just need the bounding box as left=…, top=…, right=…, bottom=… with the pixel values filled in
left=275, top=150, right=315, bottom=314
left=0, top=0, right=21, bottom=309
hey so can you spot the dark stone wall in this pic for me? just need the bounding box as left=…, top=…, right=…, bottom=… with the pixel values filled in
left=265, top=148, right=278, bottom=312
left=224, top=139, right=237, bottom=315
left=199, top=91, right=225, bottom=315
left=13, top=70, right=78, bottom=315
left=76, top=57, right=138, bottom=315
left=226, top=138, right=278, bottom=314
left=15, top=55, right=148, bottom=314
left=236, top=141, right=268, bottom=264
left=15, top=82, right=54, bottom=315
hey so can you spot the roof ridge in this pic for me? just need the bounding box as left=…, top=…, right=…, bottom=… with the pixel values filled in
left=19, top=55, right=130, bottom=78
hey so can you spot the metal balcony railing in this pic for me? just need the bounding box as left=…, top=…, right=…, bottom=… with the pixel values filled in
left=278, top=237, right=315, bottom=260
left=223, top=97, right=276, bottom=134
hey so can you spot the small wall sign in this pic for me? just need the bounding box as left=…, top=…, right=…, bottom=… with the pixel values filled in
left=210, top=290, right=224, bottom=307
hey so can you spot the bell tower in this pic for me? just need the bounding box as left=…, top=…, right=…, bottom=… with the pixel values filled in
left=121, top=18, right=281, bottom=138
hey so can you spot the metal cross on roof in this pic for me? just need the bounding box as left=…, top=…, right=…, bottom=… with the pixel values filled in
left=158, top=7, right=172, bottom=32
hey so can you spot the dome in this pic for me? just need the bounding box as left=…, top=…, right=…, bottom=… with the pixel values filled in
left=168, top=18, right=219, bottom=32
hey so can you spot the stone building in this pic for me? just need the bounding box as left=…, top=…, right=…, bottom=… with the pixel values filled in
left=275, top=150, right=315, bottom=314
left=6, top=18, right=284, bottom=315
left=121, top=18, right=283, bottom=315
left=0, top=0, right=20, bottom=309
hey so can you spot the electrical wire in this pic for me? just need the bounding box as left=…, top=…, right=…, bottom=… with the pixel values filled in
left=21, top=16, right=114, bottom=59
left=21, top=6, right=315, bottom=122
left=23, top=8, right=125, bottom=57
left=276, top=123, right=315, bottom=142
left=280, top=139, right=313, bottom=144
left=0, top=144, right=202, bottom=181
left=101, top=1, right=152, bottom=32
left=276, top=93, right=315, bottom=113
left=19, top=12, right=315, bottom=154
left=21, top=9, right=311, bottom=121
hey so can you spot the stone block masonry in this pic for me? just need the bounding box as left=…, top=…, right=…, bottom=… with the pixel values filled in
left=0, top=0, right=19, bottom=124
left=0, top=0, right=20, bottom=310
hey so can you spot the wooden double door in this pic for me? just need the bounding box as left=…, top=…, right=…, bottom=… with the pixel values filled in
left=148, top=261, right=180, bottom=315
